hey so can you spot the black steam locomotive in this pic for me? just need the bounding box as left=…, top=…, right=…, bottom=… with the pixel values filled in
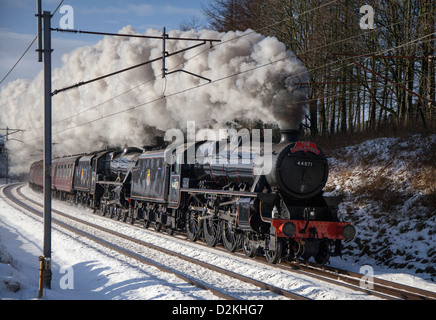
left=29, top=130, right=355, bottom=264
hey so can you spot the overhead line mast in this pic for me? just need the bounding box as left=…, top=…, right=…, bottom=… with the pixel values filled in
left=36, top=0, right=53, bottom=293
left=0, top=127, right=25, bottom=184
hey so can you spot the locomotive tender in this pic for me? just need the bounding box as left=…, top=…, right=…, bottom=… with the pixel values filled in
left=29, top=129, right=355, bottom=264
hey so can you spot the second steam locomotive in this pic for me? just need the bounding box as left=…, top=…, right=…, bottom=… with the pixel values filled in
left=29, top=129, right=355, bottom=264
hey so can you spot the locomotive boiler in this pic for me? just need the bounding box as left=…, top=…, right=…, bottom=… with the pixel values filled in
left=196, top=129, right=328, bottom=199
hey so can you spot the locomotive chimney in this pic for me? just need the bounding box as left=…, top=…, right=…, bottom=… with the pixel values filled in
left=279, top=129, right=299, bottom=143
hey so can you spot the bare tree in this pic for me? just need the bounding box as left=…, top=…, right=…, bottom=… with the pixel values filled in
left=203, top=0, right=436, bottom=135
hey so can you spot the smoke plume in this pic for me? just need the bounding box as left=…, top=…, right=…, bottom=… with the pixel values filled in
left=0, top=27, right=309, bottom=174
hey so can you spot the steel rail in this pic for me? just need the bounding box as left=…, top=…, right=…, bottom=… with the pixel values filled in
left=4, top=184, right=310, bottom=301
left=287, top=261, right=436, bottom=301
left=16, top=183, right=436, bottom=300
left=2, top=184, right=234, bottom=300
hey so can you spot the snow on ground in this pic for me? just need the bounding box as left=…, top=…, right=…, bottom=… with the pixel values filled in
left=1, top=184, right=392, bottom=301
left=0, top=185, right=220, bottom=300
left=1, top=134, right=436, bottom=300
left=325, top=134, right=436, bottom=282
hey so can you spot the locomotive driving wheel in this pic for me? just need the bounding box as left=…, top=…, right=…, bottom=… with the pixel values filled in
left=126, top=208, right=135, bottom=225
left=264, top=229, right=283, bottom=264
left=142, top=207, right=151, bottom=229
left=186, top=198, right=202, bottom=241
left=142, top=218, right=151, bottom=229
left=154, top=221, right=162, bottom=232
left=203, top=214, right=220, bottom=247
left=154, top=209, right=163, bottom=232
left=100, top=201, right=109, bottom=217
left=242, top=232, right=257, bottom=258
left=221, top=219, right=241, bottom=252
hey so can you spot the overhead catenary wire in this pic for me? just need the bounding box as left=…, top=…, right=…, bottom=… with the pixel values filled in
left=20, top=29, right=436, bottom=144
left=0, top=38, right=38, bottom=87
left=45, top=4, right=435, bottom=106
left=0, top=0, right=65, bottom=86
left=25, top=0, right=341, bottom=137
left=14, top=2, right=435, bottom=146
left=331, top=53, right=436, bottom=60
left=49, top=0, right=338, bottom=97
left=22, top=30, right=435, bottom=143
left=20, top=28, right=435, bottom=145
left=51, top=27, right=222, bottom=43
left=48, top=8, right=435, bottom=128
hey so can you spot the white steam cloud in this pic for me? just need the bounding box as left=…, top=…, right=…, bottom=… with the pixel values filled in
left=0, top=27, right=309, bottom=174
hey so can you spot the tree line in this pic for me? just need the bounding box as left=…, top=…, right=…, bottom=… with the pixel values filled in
left=199, top=0, right=435, bottom=136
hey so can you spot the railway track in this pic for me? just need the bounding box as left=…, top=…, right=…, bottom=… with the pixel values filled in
left=176, top=234, right=436, bottom=300
left=282, top=260, right=436, bottom=300
left=192, top=236, right=436, bottom=300
left=2, top=183, right=309, bottom=300
left=5, top=183, right=436, bottom=300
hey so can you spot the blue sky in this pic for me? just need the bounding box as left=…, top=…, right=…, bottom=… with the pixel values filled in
left=0, top=0, right=208, bottom=88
